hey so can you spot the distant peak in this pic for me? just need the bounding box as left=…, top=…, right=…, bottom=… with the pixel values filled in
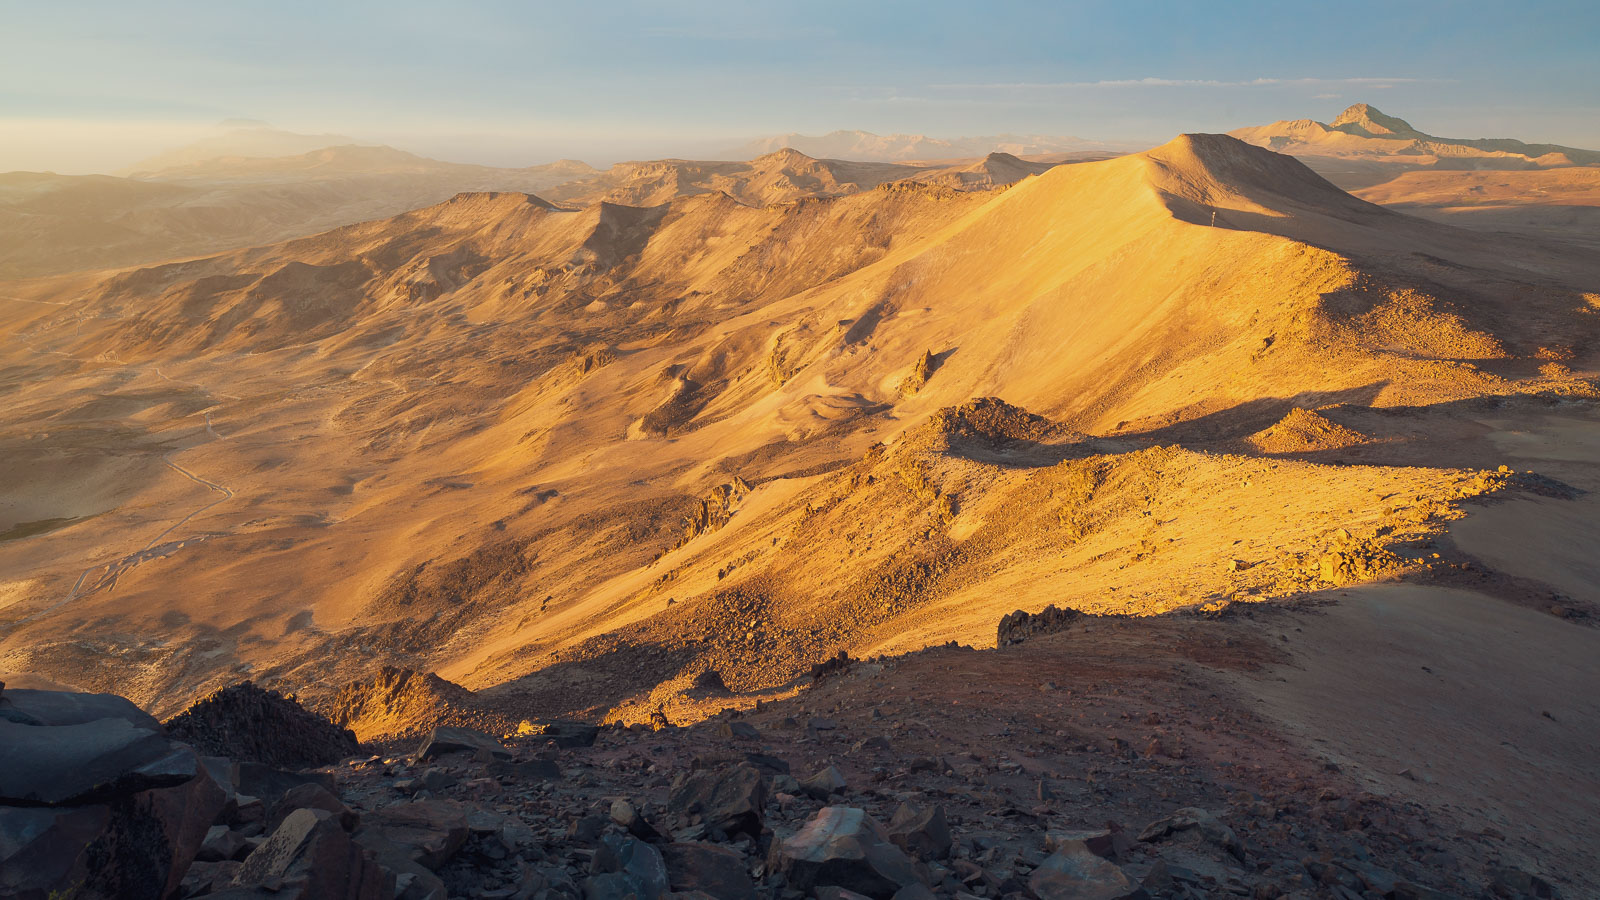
left=1330, top=103, right=1422, bottom=138
left=755, top=147, right=816, bottom=164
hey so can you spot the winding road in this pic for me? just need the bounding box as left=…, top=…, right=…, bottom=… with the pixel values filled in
left=0, top=296, right=241, bottom=627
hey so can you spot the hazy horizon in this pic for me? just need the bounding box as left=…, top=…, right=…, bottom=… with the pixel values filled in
left=4, top=0, right=1599, bottom=174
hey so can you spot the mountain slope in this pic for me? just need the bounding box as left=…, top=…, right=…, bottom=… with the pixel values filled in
left=0, top=135, right=1594, bottom=730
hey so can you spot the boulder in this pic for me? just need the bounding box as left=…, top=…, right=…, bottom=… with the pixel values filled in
left=0, top=688, right=162, bottom=729
left=1046, top=828, right=1135, bottom=861
left=1136, top=807, right=1242, bottom=861
left=357, top=798, right=469, bottom=870
left=610, top=798, right=664, bottom=842
left=586, top=834, right=670, bottom=900
left=235, top=761, right=337, bottom=808
left=886, top=802, right=951, bottom=860
left=716, top=720, right=761, bottom=740
left=801, top=765, right=848, bottom=801
left=766, top=806, right=924, bottom=899
left=0, top=717, right=198, bottom=805
left=689, top=750, right=789, bottom=775
left=199, top=824, right=252, bottom=862
left=269, top=781, right=360, bottom=832
left=414, top=725, right=510, bottom=762
left=661, top=841, right=757, bottom=900
left=668, top=763, right=768, bottom=840
left=232, top=807, right=392, bottom=899
left=0, top=754, right=227, bottom=900
left=541, top=721, right=601, bottom=748
left=351, top=829, right=448, bottom=900
left=1028, top=841, right=1147, bottom=900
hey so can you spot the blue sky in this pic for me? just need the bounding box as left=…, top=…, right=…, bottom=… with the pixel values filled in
left=3, top=0, right=1597, bottom=171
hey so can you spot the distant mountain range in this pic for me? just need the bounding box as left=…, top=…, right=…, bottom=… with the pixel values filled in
left=722, top=130, right=1130, bottom=162
left=9, top=109, right=1595, bottom=280
left=1231, top=103, right=1600, bottom=170
left=0, top=125, right=1108, bottom=278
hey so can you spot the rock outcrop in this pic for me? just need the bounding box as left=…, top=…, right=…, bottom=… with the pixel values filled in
left=164, top=681, right=360, bottom=768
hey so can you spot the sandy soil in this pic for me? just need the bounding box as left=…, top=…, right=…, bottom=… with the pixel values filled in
left=1224, top=585, right=1600, bottom=892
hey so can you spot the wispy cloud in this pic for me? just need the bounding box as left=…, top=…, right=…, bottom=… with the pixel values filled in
left=929, top=77, right=1430, bottom=90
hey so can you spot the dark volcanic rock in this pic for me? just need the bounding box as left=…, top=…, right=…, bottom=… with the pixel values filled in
left=231, top=807, right=392, bottom=899
left=767, top=806, right=924, bottom=899
left=198, top=824, right=251, bottom=862
left=540, top=721, right=601, bottom=748
left=0, top=750, right=227, bottom=900
left=886, top=802, right=951, bottom=860
left=0, top=688, right=162, bottom=729
left=717, top=719, right=761, bottom=739
left=668, top=763, right=768, bottom=840
left=164, top=681, right=359, bottom=768
left=0, top=717, right=198, bottom=805
left=359, top=799, right=470, bottom=870
left=1028, top=840, right=1147, bottom=900
left=661, top=841, right=757, bottom=900
left=415, top=724, right=510, bottom=762
left=997, top=604, right=1083, bottom=646
left=587, top=833, right=670, bottom=900
left=235, top=761, right=337, bottom=808
left=801, top=765, right=848, bottom=800
left=1137, top=806, right=1243, bottom=860
left=269, top=781, right=360, bottom=832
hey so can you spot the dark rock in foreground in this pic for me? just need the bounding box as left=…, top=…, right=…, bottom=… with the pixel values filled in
left=668, top=763, right=768, bottom=840
left=0, top=725, right=226, bottom=900
left=1029, top=840, right=1148, bottom=900
left=0, top=687, right=163, bottom=729
left=229, top=807, right=392, bottom=899
left=767, top=806, right=924, bottom=899
left=0, top=717, right=197, bottom=805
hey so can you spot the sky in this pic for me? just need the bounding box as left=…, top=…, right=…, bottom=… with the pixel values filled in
left=3, top=0, right=1598, bottom=173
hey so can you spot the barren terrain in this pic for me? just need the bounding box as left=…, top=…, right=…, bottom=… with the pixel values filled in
left=3, top=122, right=1600, bottom=894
